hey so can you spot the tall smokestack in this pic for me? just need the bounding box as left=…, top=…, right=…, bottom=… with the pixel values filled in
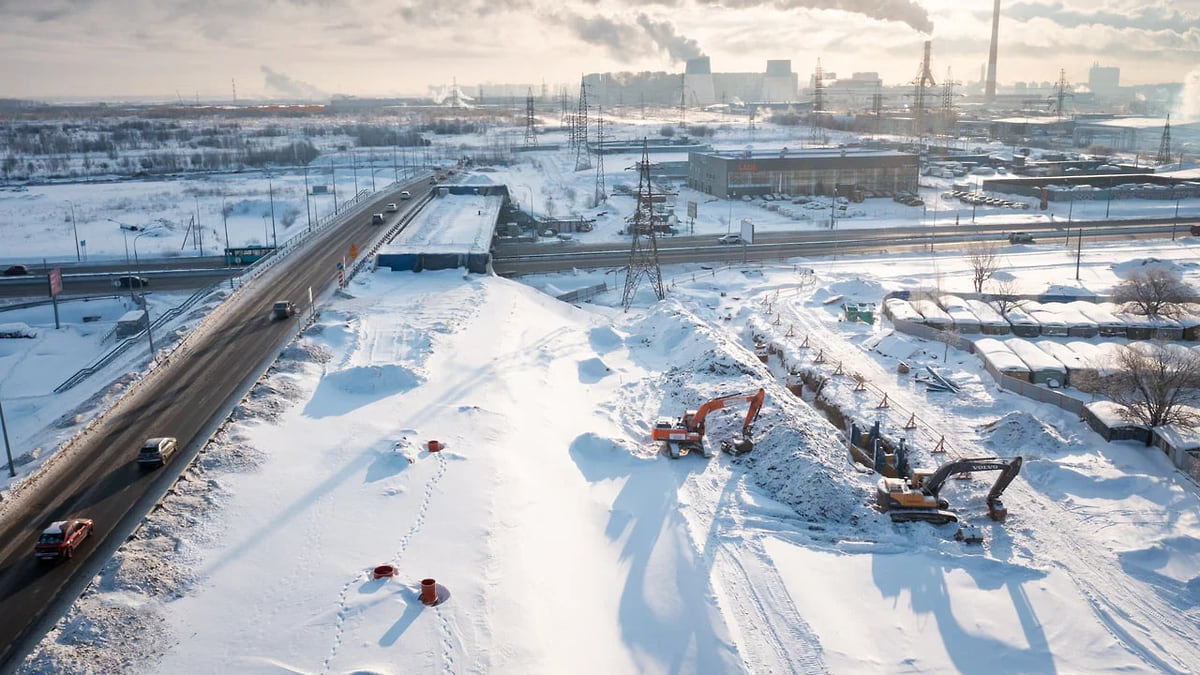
left=985, top=0, right=1000, bottom=100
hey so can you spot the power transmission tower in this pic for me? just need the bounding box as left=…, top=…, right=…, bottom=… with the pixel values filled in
left=622, top=140, right=666, bottom=311
left=872, top=83, right=883, bottom=137
left=1158, top=115, right=1173, bottom=165
left=1050, top=69, right=1073, bottom=118
left=575, top=77, right=591, bottom=171
left=523, top=88, right=538, bottom=148
left=594, top=103, right=606, bottom=205
left=679, top=73, right=687, bottom=127
left=940, top=68, right=957, bottom=139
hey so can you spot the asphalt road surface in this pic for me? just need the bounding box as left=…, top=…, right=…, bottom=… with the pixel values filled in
left=0, top=269, right=240, bottom=300
left=493, top=220, right=1195, bottom=276
left=0, top=178, right=431, bottom=670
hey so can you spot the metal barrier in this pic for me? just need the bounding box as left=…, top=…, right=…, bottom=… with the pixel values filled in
left=555, top=282, right=608, bottom=304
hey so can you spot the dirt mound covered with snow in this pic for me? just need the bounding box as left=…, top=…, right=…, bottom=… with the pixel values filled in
left=323, top=363, right=423, bottom=395
left=978, top=410, right=1075, bottom=455
left=1111, top=257, right=1184, bottom=280
left=625, top=302, right=881, bottom=526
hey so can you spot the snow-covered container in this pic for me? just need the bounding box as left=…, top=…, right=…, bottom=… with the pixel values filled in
left=116, top=309, right=148, bottom=337
left=1046, top=303, right=1099, bottom=338
left=910, top=298, right=953, bottom=330
left=1071, top=301, right=1127, bottom=338
left=937, top=295, right=981, bottom=333
left=1005, top=337, right=1068, bottom=387
left=965, top=299, right=1010, bottom=335
left=1177, top=304, right=1200, bottom=340
left=1148, top=316, right=1184, bottom=341
left=1024, top=302, right=1069, bottom=337
left=883, top=298, right=923, bottom=323
left=1114, top=311, right=1154, bottom=340
left=1036, top=340, right=1094, bottom=388
left=1083, top=401, right=1151, bottom=443
left=0, top=322, right=37, bottom=339
left=973, top=337, right=1032, bottom=381
left=1001, top=305, right=1041, bottom=337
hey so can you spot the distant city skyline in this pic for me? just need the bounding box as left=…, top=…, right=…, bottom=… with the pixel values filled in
left=0, top=0, right=1195, bottom=102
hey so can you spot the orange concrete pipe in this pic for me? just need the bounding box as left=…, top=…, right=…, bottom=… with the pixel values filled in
left=420, top=578, right=438, bottom=606
left=427, top=440, right=441, bottom=452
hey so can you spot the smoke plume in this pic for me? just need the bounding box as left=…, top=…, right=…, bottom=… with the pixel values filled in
left=698, top=0, right=933, bottom=34
left=1176, top=67, right=1200, bottom=124
left=260, top=66, right=326, bottom=100
left=557, top=12, right=706, bottom=63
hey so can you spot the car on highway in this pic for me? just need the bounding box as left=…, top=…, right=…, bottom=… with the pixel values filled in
left=114, top=275, right=149, bottom=288
left=400, top=190, right=412, bottom=200
left=1008, top=232, right=1035, bottom=244
left=371, top=213, right=385, bottom=225
left=35, top=519, right=93, bottom=561
left=717, top=233, right=745, bottom=245
left=3, top=265, right=29, bottom=276
left=1190, top=224, right=1200, bottom=237
left=385, top=203, right=398, bottom=213
left=271, top=301, right=296, bottom=320
left=137, top=437, right=178, bottom=468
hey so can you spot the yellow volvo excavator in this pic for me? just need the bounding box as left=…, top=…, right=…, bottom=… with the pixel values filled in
left=876, top=456, right=1023, bottom=525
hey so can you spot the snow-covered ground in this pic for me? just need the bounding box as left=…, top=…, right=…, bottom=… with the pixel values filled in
left=25, top=215, right=1200, bottom=672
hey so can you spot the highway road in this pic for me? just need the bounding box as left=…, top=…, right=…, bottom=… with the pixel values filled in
left=493, top=219, right=1198, bottom=276
left=0, top=177, right=432, bottom=670
left=0, top=269, right=240, bottom=300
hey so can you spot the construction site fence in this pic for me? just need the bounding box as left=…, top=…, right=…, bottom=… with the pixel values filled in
left=556, top=282, right=608, bottom=304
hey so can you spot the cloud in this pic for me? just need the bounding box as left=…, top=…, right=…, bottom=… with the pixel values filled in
left=260, top=66, right=326, bottom=100
left=1004, top=1, right=1199, bottom=33
left=553, top=11, right=706, bottom=63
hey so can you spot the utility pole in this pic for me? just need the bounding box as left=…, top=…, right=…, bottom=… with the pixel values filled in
left=268, top=178, right=277, bottom=247
left=331, top=158, right=338, bottom=214
left=303, top=164, right=312, bottom=231
left=352, top=150, right=359, bottom=195
left=67, top=201, right=80, bottom=261
left=0, top=397, right=13, bottom=478
left=222, top=197, right=234, bottom=290
left=1080, top=227, right=1089, bottom=277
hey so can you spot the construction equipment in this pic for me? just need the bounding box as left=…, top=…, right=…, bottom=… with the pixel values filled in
left=876, top=456, right=1022, bottom=525
left=652, top=389, right=766, bottom=459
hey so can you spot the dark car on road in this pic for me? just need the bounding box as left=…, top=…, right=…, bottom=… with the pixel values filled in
left=35, top=519, right=93, bottom=561
left=114, top=275, right=149, bottom=288
left=3, top=265, right=28, bottom=276
left=271, top=301, right=296, bottom=320
left=137, top=437, right=178, bottom=468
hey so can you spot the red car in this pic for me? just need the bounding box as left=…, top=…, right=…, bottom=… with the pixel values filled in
left=35, top=519, right=93, bottom=561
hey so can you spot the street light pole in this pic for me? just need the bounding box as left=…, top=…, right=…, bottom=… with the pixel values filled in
left=352, top=150, right=359, bottom=195
left=268, top=177, right=277, bottom=248
left=133, top=231, right=157, bottom=358
left=67, top=201, right=80, bottom=261
left=331, top=158, right=338, bottom=214
left=0, top=396, right=14, bottom=478
left=222, top=197, right=234, bottom=291
left=107, top=219, right=136, bottom=301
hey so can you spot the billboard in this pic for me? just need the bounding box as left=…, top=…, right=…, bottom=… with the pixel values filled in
left=740, top=218, right=755, bottom=244
left=686, top=201, right=697, bottom=219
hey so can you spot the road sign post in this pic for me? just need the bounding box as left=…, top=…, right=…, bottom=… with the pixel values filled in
left=337, top=260, right=345, bottom=289
left=48, top=266, right=62, bottom=329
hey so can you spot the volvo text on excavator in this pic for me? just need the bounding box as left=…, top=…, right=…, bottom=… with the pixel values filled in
left=652, top=389, right=766, bottom=459
left=876, top=456, right=1023, bottom=525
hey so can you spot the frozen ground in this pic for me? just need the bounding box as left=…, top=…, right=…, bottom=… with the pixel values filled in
left=24, top=222, right=1200, bottom=673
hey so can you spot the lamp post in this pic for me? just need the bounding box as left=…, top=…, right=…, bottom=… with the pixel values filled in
left=268, top=177, right=277, bottom=248
left=0, top=396, right=13, bottom=478
left=222, top=197, right=234, bottom=291
left=133, top=230, right=160, bottom=358
left=66, top=200, right=80, bottom=261
left=106, top=218, right=138, bottom=301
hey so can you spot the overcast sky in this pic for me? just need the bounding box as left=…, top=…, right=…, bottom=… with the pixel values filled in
left=0, top=0, right=1196, bottom=101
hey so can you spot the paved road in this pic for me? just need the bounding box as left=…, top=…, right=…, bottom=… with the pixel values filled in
left=0, top=178, right=431, bottom=670
left=0, top=270, right=239, bottom=300
left=494, top=221, right=1193, bottom=276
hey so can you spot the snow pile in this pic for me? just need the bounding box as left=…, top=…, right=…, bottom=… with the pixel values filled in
left=1111, top=257, right=1184, bottom=279
left=978, top=410, right=1075, bottom=457
left=0, top=322, right=36, bottom=339
left=321, top=363, right=423, bottom=396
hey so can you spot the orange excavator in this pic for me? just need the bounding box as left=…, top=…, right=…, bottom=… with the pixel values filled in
left=652, top=389, right=766, bottom=459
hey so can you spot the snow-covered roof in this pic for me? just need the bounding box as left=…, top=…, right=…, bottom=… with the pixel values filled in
left=974, top=338, right=1030, bottom=374
left=1005, top=337, right=1068, bottom=375
left=1070, top=301, right=1124, bottom=328
left=1085, top=401, right=1142, bottom=428
left=1023, top=302, right=1068, bottom=329
left=1003, top=305, right=1039, bottom=326
left=884, top=298, right=923, bottom=322
left=42, top=521, right=67, bottom=535
left=1036, top=341, right=1091, bottom=371
left=379, top=194, right=502, bottom=255
left=964, top=299, right=1008, bottom=326
left=118, top=309, right=147, bottom=323
left=1043, top=303, right=1097, bottom=330
left=910, top=298, right=952, bottom=327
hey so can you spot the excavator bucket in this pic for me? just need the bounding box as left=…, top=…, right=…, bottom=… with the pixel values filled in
left=722, top=435, right=755, bottom=456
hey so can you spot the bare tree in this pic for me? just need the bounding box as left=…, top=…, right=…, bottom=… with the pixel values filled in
left=967, top=243, right=1000, bottom=293
left=1113, top=268, right=1193, bottom=319
left=1092, top=343, right=1200, bottom=428
left=988, top=277, right=1023, bottom=315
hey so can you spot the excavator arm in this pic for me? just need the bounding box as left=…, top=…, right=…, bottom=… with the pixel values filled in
left=689, top=388, right=767, bottom=434
left=921, top=457, right=1022, bottom=498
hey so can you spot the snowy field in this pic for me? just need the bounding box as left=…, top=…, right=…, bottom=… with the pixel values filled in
left=24, top=225, right=1200, bottom=673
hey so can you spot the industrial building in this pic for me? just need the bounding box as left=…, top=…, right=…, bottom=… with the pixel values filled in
left=687, top=148, right=919, bottom=199
left=584, top=58, right=798, bottom=108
